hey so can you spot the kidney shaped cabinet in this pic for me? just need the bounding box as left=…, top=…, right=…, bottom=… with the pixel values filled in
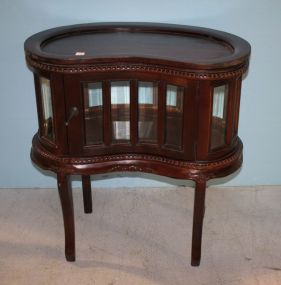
left=24, top=22, right=251, bottom=266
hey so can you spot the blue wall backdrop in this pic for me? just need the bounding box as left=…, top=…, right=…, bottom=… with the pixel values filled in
left=0, top=0, right=280, bottom=187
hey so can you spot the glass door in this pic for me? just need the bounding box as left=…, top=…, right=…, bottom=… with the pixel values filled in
left=65, top=74, right=193, bottom=160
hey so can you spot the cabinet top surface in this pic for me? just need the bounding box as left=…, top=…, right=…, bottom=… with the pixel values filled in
left=25, top=22, right=251, bottom=70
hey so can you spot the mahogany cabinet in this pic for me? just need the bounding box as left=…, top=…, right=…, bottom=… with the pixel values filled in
left=24, top=23, right=251, bottom=266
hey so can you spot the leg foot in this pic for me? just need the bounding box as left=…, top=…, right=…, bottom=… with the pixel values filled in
left=191, top=259, right=200, bottom=267
left=66, top=254, right=76, bottom=262
left=82, top=175, right=92, bottom=214
left=191, top=180, right=206, bottom=266
left=57, top=173, right=75, bottom=262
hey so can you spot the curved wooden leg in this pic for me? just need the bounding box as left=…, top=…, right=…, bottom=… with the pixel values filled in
left=57, top=173, right=75, bottom=261
left=82, top=175, right=92, bottom=214
left=191, top=180, right=206, bottom=266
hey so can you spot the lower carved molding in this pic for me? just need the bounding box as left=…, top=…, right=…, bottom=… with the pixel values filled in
left=31, top=135, right=243, bottom=182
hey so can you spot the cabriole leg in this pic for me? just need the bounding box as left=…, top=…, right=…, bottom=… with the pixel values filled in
left=191, top=180, right=206, bottom=266
left=82, top=175, right=92, bottom=214
left=57, top=173, right=75, bottom=261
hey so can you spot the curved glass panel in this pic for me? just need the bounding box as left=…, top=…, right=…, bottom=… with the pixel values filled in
left=138, top=82, right=158, bottom=143
left=111, top=81, right=130, bottom=141
left=165, top=85, right=184, bottom=149
left=83, top=82, right=103, bottom=145
left=40, top=77, right=54, bottom=140
left=211, top=85, right=229, bottom=149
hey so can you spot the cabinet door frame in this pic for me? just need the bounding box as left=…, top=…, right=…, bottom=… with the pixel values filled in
left=64, top=72, right=196, bottom=161
left=34, top=71, right=67, bottom=154
left=196, top=78, right=238, bottom=161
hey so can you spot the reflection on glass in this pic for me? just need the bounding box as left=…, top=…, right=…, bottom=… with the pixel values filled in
left=166, top=85, right=179, bottom=107
left=83, top=82, right=103, bottom=145
left=211, top=85, right=229, bottom=149
left=40, top=77, right=54, bottom=140
left=111, top=81, right=130, bottom=141
left=165, top=85, right=184, bottom=149
left=138, top=82, right=158, bottom=142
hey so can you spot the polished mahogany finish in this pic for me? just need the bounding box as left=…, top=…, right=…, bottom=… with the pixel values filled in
left=24, top=22, right=250, bottom=266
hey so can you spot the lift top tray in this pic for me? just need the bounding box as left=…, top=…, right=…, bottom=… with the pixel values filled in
left=25, top=22, right=250, bottom=70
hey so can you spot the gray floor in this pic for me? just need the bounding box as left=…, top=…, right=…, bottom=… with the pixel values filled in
left=0, top=186, right=281, bottom=285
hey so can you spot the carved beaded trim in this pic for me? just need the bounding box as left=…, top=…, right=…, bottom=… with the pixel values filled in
left=110, top=165, right=154, bottom=173
left=32, top=141, right=242, bottom=171
left=26, top=57, right=248, bottom=80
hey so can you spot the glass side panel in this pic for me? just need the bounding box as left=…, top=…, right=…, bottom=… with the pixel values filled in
left=138, top=82, right=158, bottom=142
left=211, top=85, right=229, bottom=149
left=83, top=82, right=103, bottom=145
left=165, top=85, right=184, bottom=149
left=40, top=77, right=54, bottom=141
left=111, top=81, right=130, bottom=141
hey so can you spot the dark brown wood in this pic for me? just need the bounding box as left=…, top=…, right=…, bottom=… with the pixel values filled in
left=103, top=81, right=112, bottom=146
left=234, top=77, right=243, bottom=136
left=82, top=175, right=92, bottom=214
left=57, top=173, right=75, bottom=261
left=24, top=23, right=250, bottom=70
left=24, top=23, right=250, bottom=265
left=196, top=81, right=212, bottom=160
left=191, top=180, right=206, bottom=266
